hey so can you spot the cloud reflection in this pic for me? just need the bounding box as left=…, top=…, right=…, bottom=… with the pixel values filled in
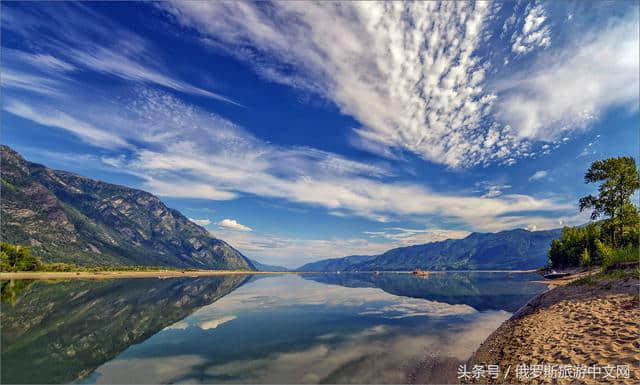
left=86, top=276, right=510, bottom=384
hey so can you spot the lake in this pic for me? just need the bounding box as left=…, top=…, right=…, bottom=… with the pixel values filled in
left=1, top=272, right=546, bottom=384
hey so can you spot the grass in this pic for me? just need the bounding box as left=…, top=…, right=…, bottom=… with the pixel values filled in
left=570, top=267, right=639, bottom=287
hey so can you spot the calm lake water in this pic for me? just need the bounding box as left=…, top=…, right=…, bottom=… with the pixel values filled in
left=1, top=272, right=546, bottom=384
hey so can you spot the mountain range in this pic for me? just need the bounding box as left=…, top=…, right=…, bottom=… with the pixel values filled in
left=0, top=146, right=255, bottom=271
left=1, top=145, right=563, bottom=272
left=296, top=228, right=562, bottom=271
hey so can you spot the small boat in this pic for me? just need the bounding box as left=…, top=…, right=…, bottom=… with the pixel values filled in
left=373, top=271, right=380, bottom=276
left=543, top=270, right=571, bottom=279
left=411, top=269, right=429, bottom=276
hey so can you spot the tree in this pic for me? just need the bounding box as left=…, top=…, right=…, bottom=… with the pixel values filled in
left=547, top=223, right=604, bottom=268
left=580, top=248, right=591, bottom=270
left=0, top=243, right=42, bottom=272
left=579, top=157, right=640, bottom=248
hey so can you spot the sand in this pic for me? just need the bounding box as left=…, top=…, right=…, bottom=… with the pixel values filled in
left=0, top=270, right=304, bottom=280
left=467, top=273, right=640, bottom=384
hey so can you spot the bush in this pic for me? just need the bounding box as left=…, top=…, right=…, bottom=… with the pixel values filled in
left=602, top=244, right=639, bottom=269
left=42, top=262, right=77, bottom=272
left=0, top=243, right=42, bottom=272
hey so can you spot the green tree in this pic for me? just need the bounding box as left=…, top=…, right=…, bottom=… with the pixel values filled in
left=0, top=243, right=42, bottom=272
left=548, top=223, right=606, bottom=268
left=580, top=248, right=590, bottom=269
left=579, top=157, right=640, bottom=249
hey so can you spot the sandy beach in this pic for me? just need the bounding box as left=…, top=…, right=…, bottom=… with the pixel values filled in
left=466, top=272, right=640, bottom=384
left=0, top=270, right=304, bottom=280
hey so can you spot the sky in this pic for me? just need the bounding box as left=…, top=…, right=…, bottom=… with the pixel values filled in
left=1, top=1, right=638, bottom=268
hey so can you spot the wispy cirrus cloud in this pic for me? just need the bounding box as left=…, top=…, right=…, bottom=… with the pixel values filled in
left=363, top=228, right=470, bottom=246
left=1, top=2, right=239, bottom=105
left=495, top=15, right=639, bottom=141
left=3, top=100, right=130, bottom=149
left=6, top=88, right=575, bottom=234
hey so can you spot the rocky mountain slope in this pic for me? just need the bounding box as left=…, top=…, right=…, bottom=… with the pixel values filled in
left=294, top=255, right=375, bottom=272
left=0, top=145, right=255, bottom=270
left=297, top=228, right=562, bottom=271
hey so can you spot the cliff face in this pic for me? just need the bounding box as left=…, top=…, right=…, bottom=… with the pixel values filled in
left=0, top=145, right=255, bottom=270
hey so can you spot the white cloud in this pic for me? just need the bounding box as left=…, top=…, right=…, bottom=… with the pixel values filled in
left=1, top=4, right=238, bottom=105
left=145, top=177, right=237, bottom=201
left=188, top=218, right=212, bottom=226
left=474, top=181, right=512, bottom=198
left=495, top=15, right=639, bottom=141
left=528, top=170, right=548, bottom=181
left=3, top=100, right=130, bottom=149
left=218, top=219, right=252, bottom=232
left=5, top=48, right=77, bottom=72
left=9, top=88, right=574, bottom=238
left=160, top=2, right=638, bottom=168
left=363, top=228, right=470, bottom=245
left=1, top=69, right=67, bottom=96
left=209, top=229, right=393, bottom=267
left=511, top=3, right=551, bottom=54
left=160, top=1, right=520, bottom=168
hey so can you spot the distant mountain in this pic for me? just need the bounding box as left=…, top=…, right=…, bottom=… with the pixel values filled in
left=0, top=145, right=255, bottom=270
left=249, top=258, right=289, bottom=272
left=296, top=228, right=562, bottom=271
left=295, top=255, right=375, bottom=272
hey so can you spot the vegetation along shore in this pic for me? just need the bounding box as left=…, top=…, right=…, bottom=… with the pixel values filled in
left=463, top=157, right=640, bottom=384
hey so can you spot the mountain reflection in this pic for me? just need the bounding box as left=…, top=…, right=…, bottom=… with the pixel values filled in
left=301, top=272, right=546, bottom=312
left=1, top=273, right=546, bottom=384
left=0, top=276, right=250, bottom=384
left=82, top=275, right=525, bottom=384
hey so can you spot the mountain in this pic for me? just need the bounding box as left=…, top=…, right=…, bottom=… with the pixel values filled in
left=0, top=145, right=255, bottom=270
left=296, top=228, right=562, bottom=271
left=249, top=258, right=289, bottom=272
left=295, top=255, right=375, bottom=272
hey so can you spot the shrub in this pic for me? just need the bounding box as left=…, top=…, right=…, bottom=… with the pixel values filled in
left=0, top=243, right=42, bottom=272
left=603, top=244, right=639, bottom=269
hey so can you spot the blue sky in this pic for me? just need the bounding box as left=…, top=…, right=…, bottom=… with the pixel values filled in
left=2, top=1, right=638, bottom=268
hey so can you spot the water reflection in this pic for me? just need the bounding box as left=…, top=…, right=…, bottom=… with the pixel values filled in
left=0, top=276, right=250, bottom=384
left=1, top=273, right=546, bottom=384
left=302, top=271, right=546, bottom=312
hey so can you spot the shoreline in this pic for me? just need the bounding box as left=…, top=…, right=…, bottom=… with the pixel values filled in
left=0, top=269, right=538, bottom=280
left=0, top=270, right=305, bottom=280
left=466, top=271, right=639, bottom=384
